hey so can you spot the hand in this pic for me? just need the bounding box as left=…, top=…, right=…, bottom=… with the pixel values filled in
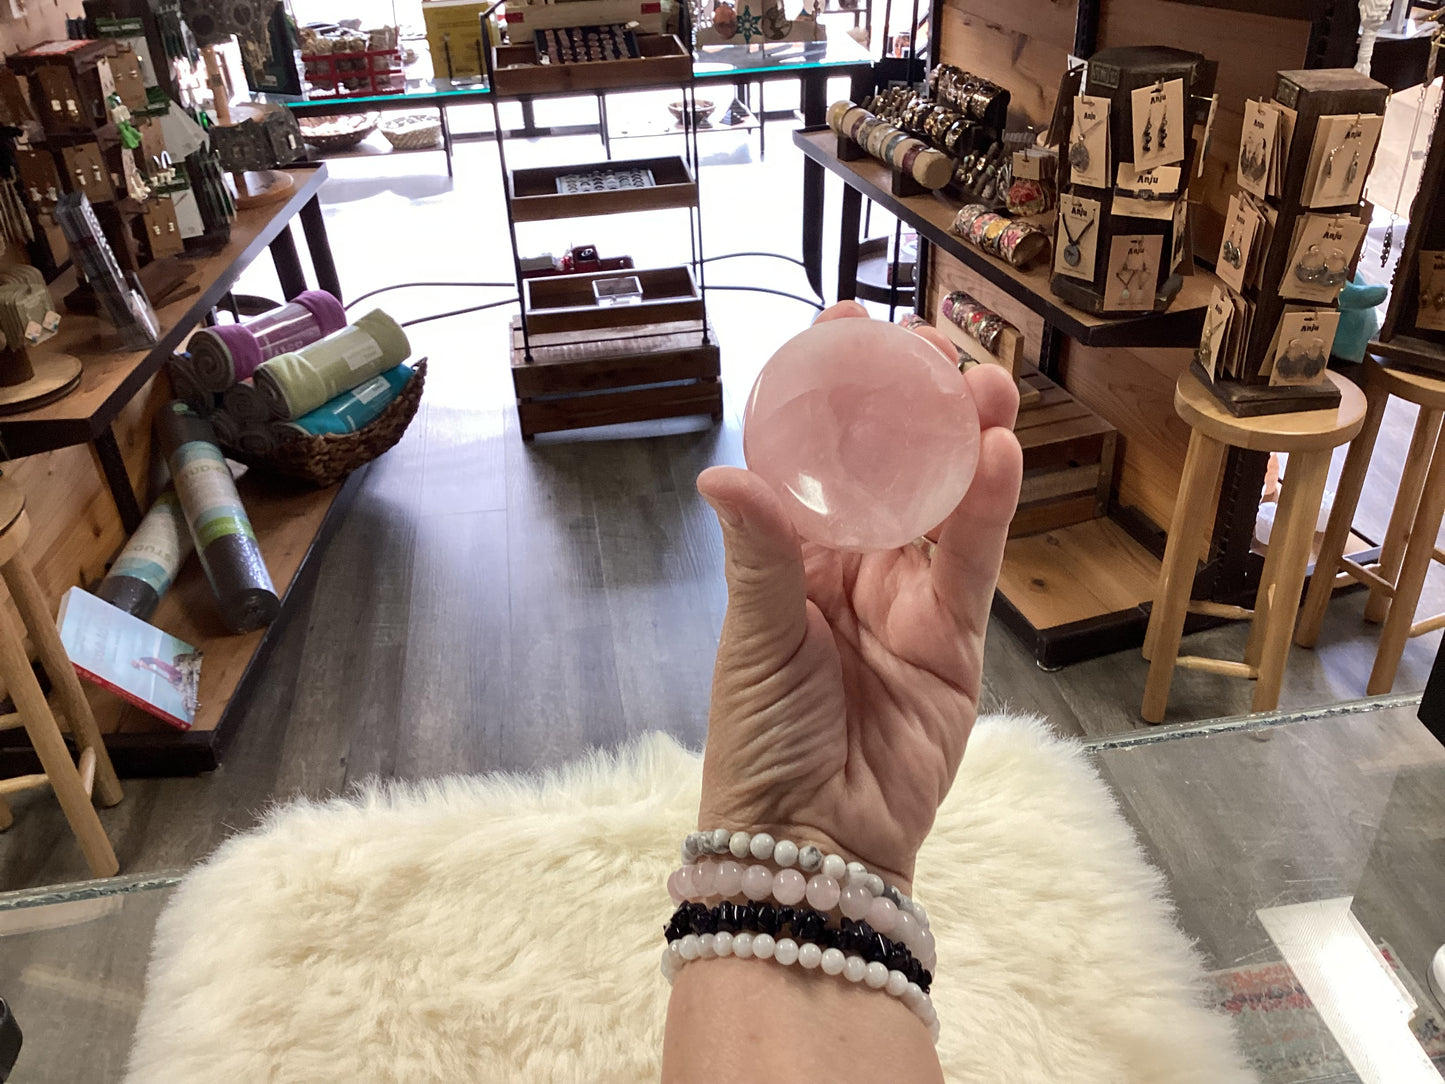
left=695, top=303, right=1023, bottom=891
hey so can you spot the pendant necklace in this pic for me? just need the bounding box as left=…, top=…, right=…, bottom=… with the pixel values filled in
left=1116, top=257, right=1144, bottom=300
left=1070, top=113, right=1105, bottom=172
left=1384, top=30, right=1442, bottom=264
left=1060, top=208, right=1096, bottom=267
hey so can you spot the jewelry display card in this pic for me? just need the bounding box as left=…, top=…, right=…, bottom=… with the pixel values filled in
left=1215, top=194, right=1260, bottom=294
left=1172, top=198, right=1189, bottom=272
left=1112, top=192, right=1176, bottom=221
left=1265, top=309, right=1340, bottom=385
left=1245, top=196, right=1278, bottom=289
left=1054, top=194, right=1101, bottom=281
left=1130, top=78, right=1185, bottom=170
left=1302, top=113, right=1384, bottom=209
left=1238, top=100, right=1277, bottom=200
left=1272, top=103, right=1297, bottom=197
left=1280, top=213, right=1366, bottom=304
left=1069, top=95, right=1110, bottom=188
left=1418, top=251, right=1445, bottom=331
left=1103, top=234, right=1162, bottom=311
left=1198, top=285, right=1233, bottom=380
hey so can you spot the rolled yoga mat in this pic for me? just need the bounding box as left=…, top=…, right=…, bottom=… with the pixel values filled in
left=156, top=401, right=279, bottom=634
left=253, top=309, right=410, bottom=421
left=96, top=489, right=194, bottom=620
left=208, top=410, right=242, bottom=448
left=223, top=380, right=273, bottom=425
left=280, top=363, right=413, bottom=438
left=167, top=355, right=215, bottom=414
left=189, top=290, right=347, bottom=392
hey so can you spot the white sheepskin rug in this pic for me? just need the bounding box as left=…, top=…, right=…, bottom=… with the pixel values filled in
left=125, top=717, right=1255, bottom=1083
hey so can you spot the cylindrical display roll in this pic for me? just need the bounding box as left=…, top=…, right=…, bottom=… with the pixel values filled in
left=237, top=425, right=284, bottom=456
left=223, top=380, right=273, bottom=424
left=96, top=489, right=194, bottom=620
left=209, top=409, right=241, bottom=448
left=281, top=364, right=413, bottom=438
left=189, top=290, right=347, bottom=392
left=156, top=402, right=279, bottom=633
left=167, top=355, right=213, bottom=413
left=253, top=309, right=410, bottom=420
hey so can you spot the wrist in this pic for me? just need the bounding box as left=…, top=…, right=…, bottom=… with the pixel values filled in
left=689, top=818, right=915, bottom=899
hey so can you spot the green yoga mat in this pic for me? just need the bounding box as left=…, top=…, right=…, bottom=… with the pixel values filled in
left=96, top=489, right=194, bottom=620
left=253, top=310, right=410, bottom=420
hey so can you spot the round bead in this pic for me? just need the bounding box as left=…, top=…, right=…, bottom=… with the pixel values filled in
left=820, top=947, right=846, bottom=976
left=822, top=854, right=848, bottom=880
left=714, top=859, right=743, bottom=897
left=678, top=934, right=702, bottom=961
left=773, top=868, right=807, bottom=906
left=733, top=931, right=755, bottom=959
left=864, top=874, right=886, bottom=897
left=912, top=901, right=930, bottom=929
left=797, top=942, right=823, bottom=969
left=867, top=896, right=899, bottom=935
left=714, top=931, right=734, bottom=958
left=864, top=961, right=890, bottom=989
left=798, top=845, right=823, bottom=872
left=774, top=938, right=799, bottom=966
left=676, top=864, right=698, bottom=899
left=752, top=933, right=776, bottom=960
left=885, top=969, right=909, bottom=997
left=902, top=982, right=924, bottom=1010
left=839, top=882, right=873, bottom=920
left=693, top=861, right=717, bottom=898
left=929, top=1018, right=941, bottom=1043
left=894, top=910, right=919, bottom=951
left=699, top=933, right=717, bottom=958
left=729, top=831, right=752, bottom=858
left=742, top=864, right=774, bottom=901
left=680, top=840, right=694, bottom=865
left=749, top=832, right=775, bottom=861
left=773, top=839, right=799, bottom=867
left=805, top=874, right=841, bottom=911
left=917, top=927, right=936, bottom=968
left=683, top=833, right=701, bottom=859
left=667, top=867, right=686, bottom=904
left=843, top=955, right=869, bottom=983
left=710, top=827, right=732, bottom=853
left=845, top=861, right=868, bottom=885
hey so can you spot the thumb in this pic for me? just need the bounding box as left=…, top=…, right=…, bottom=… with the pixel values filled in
left=697, top=465, right=809, bottom=660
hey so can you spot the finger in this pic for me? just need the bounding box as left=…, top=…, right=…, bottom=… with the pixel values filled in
left=696, top=466, right=810, bottom=659
left=963, top=361, right=1021, bottom=432
left=902, top=320, right=961, bottom=365
left=930, top=426, right=1024, bottom=634
left=813, top=300, right=870, bottom=324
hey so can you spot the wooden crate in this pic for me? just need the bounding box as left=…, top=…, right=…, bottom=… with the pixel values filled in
left=522, top=266, right=703, bottom=334
left=509, top=156, right=697, bottom=221
left=490, top=34, right=691, bottom=95
left=1011, top=368, right=1118, bottom=538
left=510, top=316, right=721, bottom=438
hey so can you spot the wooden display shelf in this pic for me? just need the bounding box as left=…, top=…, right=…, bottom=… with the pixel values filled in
left=509, top=155, right=698, bottom=221
left=490, top=34, right=692, bottom=95
left=511, top=316, right=721, bottom=438
left=793, top=127, right=1219, bottom=349
left=0, top=465, right=363, bottom=776
left=522, top=266, right=703, bottom=333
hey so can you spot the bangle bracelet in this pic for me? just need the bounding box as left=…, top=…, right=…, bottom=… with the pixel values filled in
left=660, top=936, right=940, bottom=1041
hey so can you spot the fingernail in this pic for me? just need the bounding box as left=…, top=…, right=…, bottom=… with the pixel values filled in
left=704, top=495, right=743, bottom=530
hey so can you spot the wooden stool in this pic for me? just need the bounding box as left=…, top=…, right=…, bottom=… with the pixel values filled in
left=1141, top=370, right=1367, bottom=723
left=0, top=479, right=122, bottom=876
left=1296, top=356, right=1445, bottom=693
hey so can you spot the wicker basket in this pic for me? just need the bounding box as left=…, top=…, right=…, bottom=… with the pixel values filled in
left=299, top=112, right=381, bottom=153
left=381, top=114, right=442, bottom=149
left=224, top=360, right=426, bottom=487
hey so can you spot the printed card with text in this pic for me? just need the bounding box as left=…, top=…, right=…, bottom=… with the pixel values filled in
left=1054, top=194, right=1101, bottom=281
left=1103, top=234, right=1162, bottom=312
left=1069, top=95, right=1110, bottom=189
left=1237, top=100, right=1277, bottom=200
left=1172, top=198, right=1189, bottom=272
left=1198, top=286, right=1232, bottom=380
left=1266, top=309, right=1341, bottom=386
left=1215, top=195, right=1259, bottom=294
left=1281, top=213, right=1366, bottom=304
left=1130, top=78, right=1185, bottom=170
left=1302, top=113, right=1384, bottom=209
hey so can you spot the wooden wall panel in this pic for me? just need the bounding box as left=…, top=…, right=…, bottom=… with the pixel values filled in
left=926, top=247, right=1048, bottom=365
left=937, top=0, right=1077, bottom=130
left=0, top=2, right=76, bottom=57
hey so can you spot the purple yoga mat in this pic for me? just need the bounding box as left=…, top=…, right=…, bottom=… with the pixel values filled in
left=189, top=291, right=348, bottom=391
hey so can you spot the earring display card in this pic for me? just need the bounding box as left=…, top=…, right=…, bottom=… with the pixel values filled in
left=1280, top=213, right=1366, bottom=303
left=1069, top=95, right=1110, bottom=188
left=1199, top=286, right=1233, bottom=380
left=1238, top=100, right=1277, bottom=200
left=1130, top=78, right=1185, bottom=170
left=1418, top=251, right=1445, bottom=332
left=1172, top=198, right=1189, bottom=272
left=1113, top=163, right=1180, bottom=219
left=1215, top=194, right=1261, bottom=293
left=1054, top=194, right=1101, bottom=281
left=1103, top=234, right=1162, bottom=311
left=1265, top=309, right=1340, bottom=385
left=1302, top=113, right=1384, bottom=209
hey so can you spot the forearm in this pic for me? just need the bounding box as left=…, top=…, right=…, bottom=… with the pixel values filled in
left=662, top=957, right=943, bottom=1084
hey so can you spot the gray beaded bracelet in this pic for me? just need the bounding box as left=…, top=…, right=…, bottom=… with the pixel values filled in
left=681, top=829, right=928, bottom=926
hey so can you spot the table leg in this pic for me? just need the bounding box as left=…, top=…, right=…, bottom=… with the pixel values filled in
left=299, top=195, right=342, bottom=303
left=92, top=427, right=143, bottom=534
left=439, top=105, right=454, bottom=179
left=838, top=184, right=862, bottom=302
left=268, top=224, right=306, bottom=300
left=800, top=72, right=828, bottom=298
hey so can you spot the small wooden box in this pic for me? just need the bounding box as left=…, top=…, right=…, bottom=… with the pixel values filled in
left=510, top=156, right=697, bottom=221
left=490, top=34, right=691, bottom=95
left=522, top=265, right=703, bottom=334
left=1011, top=368, right=1118, bottom=538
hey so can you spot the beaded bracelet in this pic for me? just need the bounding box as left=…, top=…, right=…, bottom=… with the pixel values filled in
left=660, top=934, right=940, bottom=1041
left=680, top=829, right=928, bottom=926
left=664, top=901, right=933, bottom=993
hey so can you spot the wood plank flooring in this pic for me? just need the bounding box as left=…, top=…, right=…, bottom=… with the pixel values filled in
left=1, top=94, right=1441, bottom=891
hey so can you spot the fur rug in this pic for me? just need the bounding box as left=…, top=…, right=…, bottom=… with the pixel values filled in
left=125, top=717, right=1255, bottom=1083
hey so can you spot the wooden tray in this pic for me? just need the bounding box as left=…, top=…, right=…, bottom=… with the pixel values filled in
left=490, top=34, right=691, bottom=95
left=523, top=265, right=703, bottom=333
left=510, top=156, right=697, bottom=221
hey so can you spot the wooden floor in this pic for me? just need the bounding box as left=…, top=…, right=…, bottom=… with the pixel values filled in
left=1, top=92, right=1441, bottom=891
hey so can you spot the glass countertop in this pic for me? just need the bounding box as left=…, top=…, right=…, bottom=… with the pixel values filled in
left=693, top=35, right=875, bottom=79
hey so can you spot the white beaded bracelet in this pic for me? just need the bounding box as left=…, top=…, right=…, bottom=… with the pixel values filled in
left=681, top=829, right=929, bottom=928
left=660, top=933, right=941, bottom=1042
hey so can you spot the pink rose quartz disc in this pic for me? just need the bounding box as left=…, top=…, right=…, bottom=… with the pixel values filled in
left=743, top=319, right=980, bottom=552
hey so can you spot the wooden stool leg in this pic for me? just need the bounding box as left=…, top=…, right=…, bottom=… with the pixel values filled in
left=0, top=603, right=117, bottom=876
left=1296, top=383, right=1389, bottom=647
left=1368, top=430, right=1445, bottom=695
left=0, top=795, right=11, bottom=830
left=1251, top=450, right=1332, bottom=713
left=0, top=557, right=122, bottom=807
left=1142, top=431, right=1227, bottom=722
left=1367, top=407, right=1442, bottom=623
